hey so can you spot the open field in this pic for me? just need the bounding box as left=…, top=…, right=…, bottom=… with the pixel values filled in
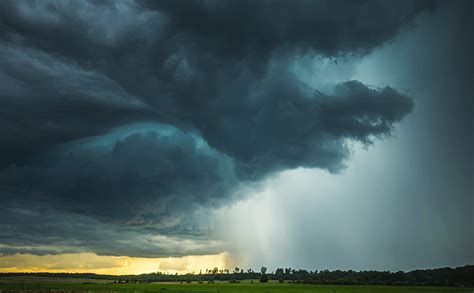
left=0, top=277, right=472, bottom=293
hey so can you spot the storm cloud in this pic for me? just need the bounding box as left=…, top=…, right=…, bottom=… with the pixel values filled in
left=0, top=0, right=428, bottom=257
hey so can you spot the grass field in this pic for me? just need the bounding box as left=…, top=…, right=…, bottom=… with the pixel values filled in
left=0, top=277, right=472, bottom=293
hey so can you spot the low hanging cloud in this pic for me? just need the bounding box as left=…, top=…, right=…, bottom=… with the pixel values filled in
left=0, top=0, right=427, bottom=257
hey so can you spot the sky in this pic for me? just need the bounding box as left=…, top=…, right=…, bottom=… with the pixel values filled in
left=0, top=0, right=472, bottom=274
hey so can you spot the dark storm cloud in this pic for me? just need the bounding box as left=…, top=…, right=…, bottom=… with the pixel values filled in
left=0, top=129, right=236, bottom=223
left=148, top=0, right=434, bottom=58
left=0, top=41, right=155, bottom=167
left=0, top=200, right=225, bottom=257
left=0, top=0, right=425, bottom=256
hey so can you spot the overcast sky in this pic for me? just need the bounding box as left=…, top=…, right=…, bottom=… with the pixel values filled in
left=0, top=0, right=472, bottom=273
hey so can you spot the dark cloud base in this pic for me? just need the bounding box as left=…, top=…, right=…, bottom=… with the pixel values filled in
left=0, top=0, right=427, bottom=257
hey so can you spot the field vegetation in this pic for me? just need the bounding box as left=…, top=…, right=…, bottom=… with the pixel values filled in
left=0, top=266, right=473, bottom=293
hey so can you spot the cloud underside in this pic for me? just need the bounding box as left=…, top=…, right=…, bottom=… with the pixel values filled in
left=0, top=0, right=425, bottom=257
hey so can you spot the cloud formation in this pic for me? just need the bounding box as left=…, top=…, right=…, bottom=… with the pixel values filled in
left=0, top=0, right=425, bottom=257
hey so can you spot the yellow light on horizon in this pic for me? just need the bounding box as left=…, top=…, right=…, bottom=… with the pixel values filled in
left=0, top=252, right=235, bottom=275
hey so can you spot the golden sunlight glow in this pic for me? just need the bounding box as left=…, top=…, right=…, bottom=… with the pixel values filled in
left=0, top=252, right=234, bottom=275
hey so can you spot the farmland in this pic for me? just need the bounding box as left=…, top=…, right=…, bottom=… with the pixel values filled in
left=0, top=277, right=472, bottom=293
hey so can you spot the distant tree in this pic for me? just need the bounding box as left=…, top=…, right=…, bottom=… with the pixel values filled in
left=260, top=266, right=268, bottom=283
left=276, top=267, right=284, bottom=282
left=234, top=267, right=240, bottom=274
left=3, top=265, right=472, bottom=287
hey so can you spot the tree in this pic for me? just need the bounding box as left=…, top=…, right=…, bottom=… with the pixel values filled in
left=276, top=268, right=284, bottom=282
left=260, top=266, right=268, bottom=283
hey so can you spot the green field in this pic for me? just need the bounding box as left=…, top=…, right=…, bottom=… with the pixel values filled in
left=0, top=277, right=472, bottom=293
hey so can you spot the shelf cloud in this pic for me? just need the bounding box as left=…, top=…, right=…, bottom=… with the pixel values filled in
left=0, top=0, right=433, bottom=257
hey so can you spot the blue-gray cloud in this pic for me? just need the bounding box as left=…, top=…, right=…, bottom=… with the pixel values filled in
left=0, top=0, right=426, bottom=257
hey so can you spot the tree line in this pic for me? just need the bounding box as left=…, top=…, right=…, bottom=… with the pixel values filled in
left=1, top=265, right=472, bottom=287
